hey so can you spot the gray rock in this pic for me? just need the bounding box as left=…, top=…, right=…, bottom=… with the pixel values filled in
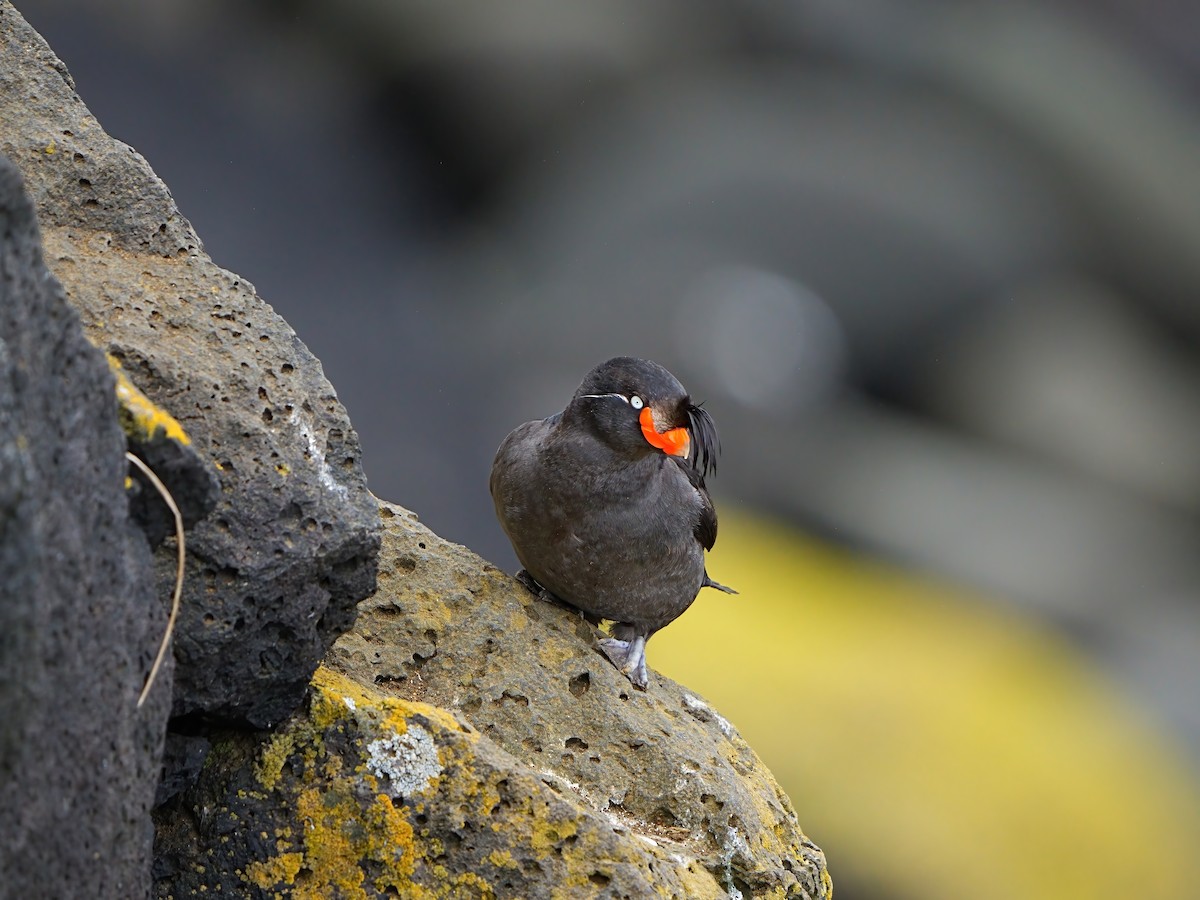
left=340, top=501, right=829, bottom=897
left=0, top=155, right=167, bottom=900
left=113, top=357, right=221, bottom=548
left=0, top=0, right=381, bottom=728
left=152, top=501, right=830, bottom=899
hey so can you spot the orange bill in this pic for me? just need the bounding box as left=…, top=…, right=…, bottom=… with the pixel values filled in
left=639, top=406, right=690, bottom=459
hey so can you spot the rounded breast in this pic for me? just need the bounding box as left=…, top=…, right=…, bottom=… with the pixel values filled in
left=514, top=456, right=707, bottom=629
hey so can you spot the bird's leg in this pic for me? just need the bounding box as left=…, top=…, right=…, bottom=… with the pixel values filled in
left=598, top=632, right=649, bottom=690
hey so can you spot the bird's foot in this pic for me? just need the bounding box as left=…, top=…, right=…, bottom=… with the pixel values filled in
left=598, top=635, right=649, bottom=690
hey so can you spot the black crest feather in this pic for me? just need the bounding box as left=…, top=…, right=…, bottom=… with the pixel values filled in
left=686, top=402, right=720, bottom=480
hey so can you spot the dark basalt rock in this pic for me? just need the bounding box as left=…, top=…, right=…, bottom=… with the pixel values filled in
left=0, top=154, right=168, bottom=900
left=0, top=0, right=381, bottom=729
left=113, top=357, right=221, bottom=548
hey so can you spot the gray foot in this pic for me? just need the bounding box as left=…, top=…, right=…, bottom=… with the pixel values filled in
left=598, top=634, right=649, bottom=690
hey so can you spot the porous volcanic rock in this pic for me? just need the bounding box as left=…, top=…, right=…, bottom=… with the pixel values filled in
left=154, top=501, right=831, bottom=898
left=0, top=154, right=167, bottom=899
left=0, top=1, right=381, bottom=727
left=112, top=355, right=220, bottom=547
left=154, top=666, right=731, bottom=899
left=330, top=502, right=826, bottom=898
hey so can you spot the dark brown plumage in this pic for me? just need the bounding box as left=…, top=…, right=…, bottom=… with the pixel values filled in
left=489, top=357, right=734, bottom=689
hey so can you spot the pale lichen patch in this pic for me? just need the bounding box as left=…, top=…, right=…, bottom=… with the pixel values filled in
left=682, top=693, right=735, bottom=739
left=366, top=725, right=442, bottom=798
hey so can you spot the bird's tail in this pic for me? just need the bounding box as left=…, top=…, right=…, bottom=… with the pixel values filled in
left=702, top=572, right=738, bottom=595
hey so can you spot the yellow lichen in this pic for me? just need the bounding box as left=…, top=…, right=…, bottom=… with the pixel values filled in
left=486, top=849, right=519, bottom=870
left=672, top=860, right=726, bottom=899
left=106, top=354, right=191, bottom=445
left=255, top=732, right=296, bottom=792
left=238, top=667, right=497, bottom=899
left=241, top=664, right=739, bottom=899
left=446, top=871, right=495, bottom=897
left=310, top=665, right=465, bottom=737
left=531, top=815, right=578, bottom=855
left=244, top=852, right=303, bottom=893
left=289, top=786, right=416, bottom=900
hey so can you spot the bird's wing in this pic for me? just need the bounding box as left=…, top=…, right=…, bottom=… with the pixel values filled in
left=676, top=458, right=718, bottom=551
left=490, top=417, right=553, bottom=501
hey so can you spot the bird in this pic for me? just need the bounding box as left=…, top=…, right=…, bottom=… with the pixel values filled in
left=490, top=356, right=735, bottom=689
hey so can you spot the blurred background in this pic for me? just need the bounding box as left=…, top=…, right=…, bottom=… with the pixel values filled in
left=16, top=1, right=1200, bottom=897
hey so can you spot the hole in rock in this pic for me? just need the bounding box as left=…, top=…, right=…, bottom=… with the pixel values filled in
left=568, top=672, right=591, bottom=697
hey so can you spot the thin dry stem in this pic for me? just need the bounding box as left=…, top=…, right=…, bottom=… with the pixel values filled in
left=126, top=451, right=185, bottom=709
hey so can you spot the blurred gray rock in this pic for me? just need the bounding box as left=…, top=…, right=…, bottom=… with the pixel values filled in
left=0, top=154, right=166, bottom=900
left=0, top=0, right=380, bottom=728
left=922, top=276, right=1200, bottom=516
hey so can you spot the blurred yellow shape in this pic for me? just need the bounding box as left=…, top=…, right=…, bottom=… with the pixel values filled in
left=655, top=509, right=1200, bottom=900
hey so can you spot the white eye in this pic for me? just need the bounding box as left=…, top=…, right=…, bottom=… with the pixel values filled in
left=630, top=395, right=645, bottom=410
